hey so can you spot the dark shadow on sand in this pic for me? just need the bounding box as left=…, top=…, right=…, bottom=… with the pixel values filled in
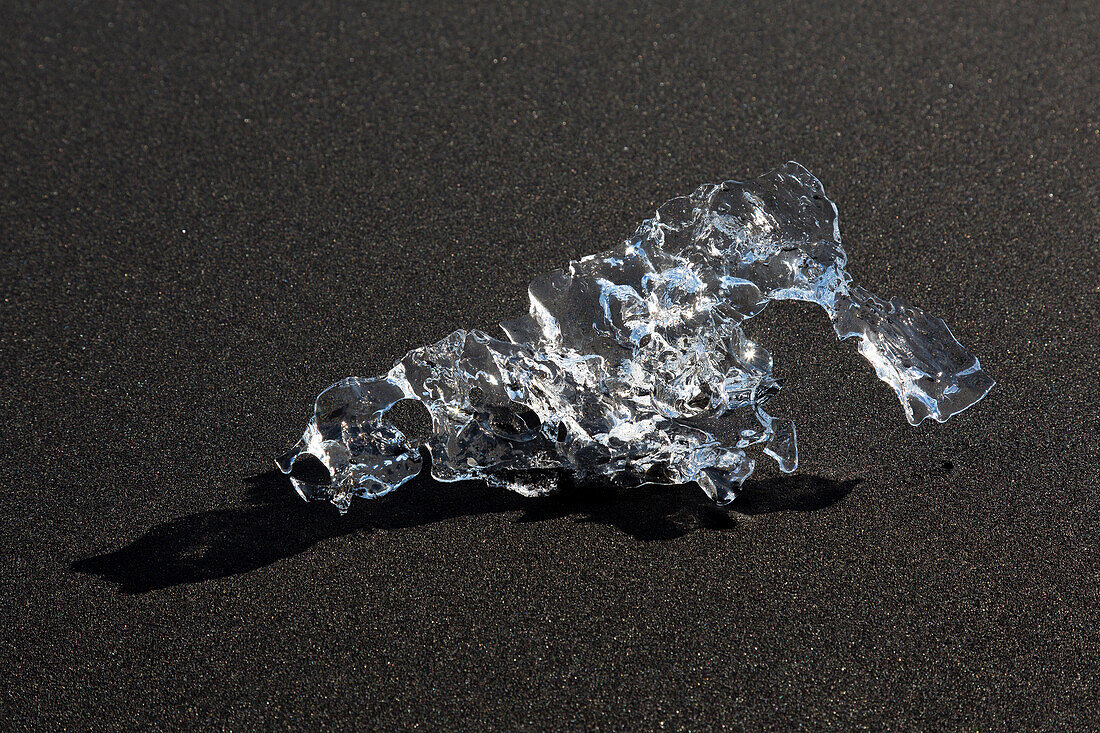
left=72, top=469, right=860, bottom=594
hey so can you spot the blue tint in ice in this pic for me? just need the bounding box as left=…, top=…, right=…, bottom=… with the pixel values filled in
left=279, top=162, right=994, bottom=512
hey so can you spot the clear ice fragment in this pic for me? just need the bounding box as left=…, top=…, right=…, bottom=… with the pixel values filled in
left=278, top=162, right=994, bottom=512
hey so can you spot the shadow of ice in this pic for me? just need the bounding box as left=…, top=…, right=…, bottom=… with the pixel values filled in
left=72, top=469, right=860, bottom=594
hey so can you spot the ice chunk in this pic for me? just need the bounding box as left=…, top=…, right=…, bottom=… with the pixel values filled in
left=278, top=162, right=994, bottom=512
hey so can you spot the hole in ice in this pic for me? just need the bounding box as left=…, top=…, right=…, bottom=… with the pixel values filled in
left=386, top=398, right=433, bottom=446
left=288, top=454, right=332, bottom=486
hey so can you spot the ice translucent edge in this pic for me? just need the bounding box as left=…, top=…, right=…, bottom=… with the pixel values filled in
left=278, top=162, right=994, bottom=513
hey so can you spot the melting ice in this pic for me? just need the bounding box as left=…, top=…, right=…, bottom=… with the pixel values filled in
left=278, top=162, right=994, bottom=512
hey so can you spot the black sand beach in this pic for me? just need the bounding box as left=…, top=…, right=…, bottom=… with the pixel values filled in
left=3, top=1, right=1097, bottom=728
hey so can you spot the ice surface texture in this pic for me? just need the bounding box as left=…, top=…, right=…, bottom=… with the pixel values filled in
left=278, top=162, right=994, bottom=512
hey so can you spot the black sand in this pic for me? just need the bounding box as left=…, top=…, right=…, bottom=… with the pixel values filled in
left=3, top=1, right=1097, bottom=729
